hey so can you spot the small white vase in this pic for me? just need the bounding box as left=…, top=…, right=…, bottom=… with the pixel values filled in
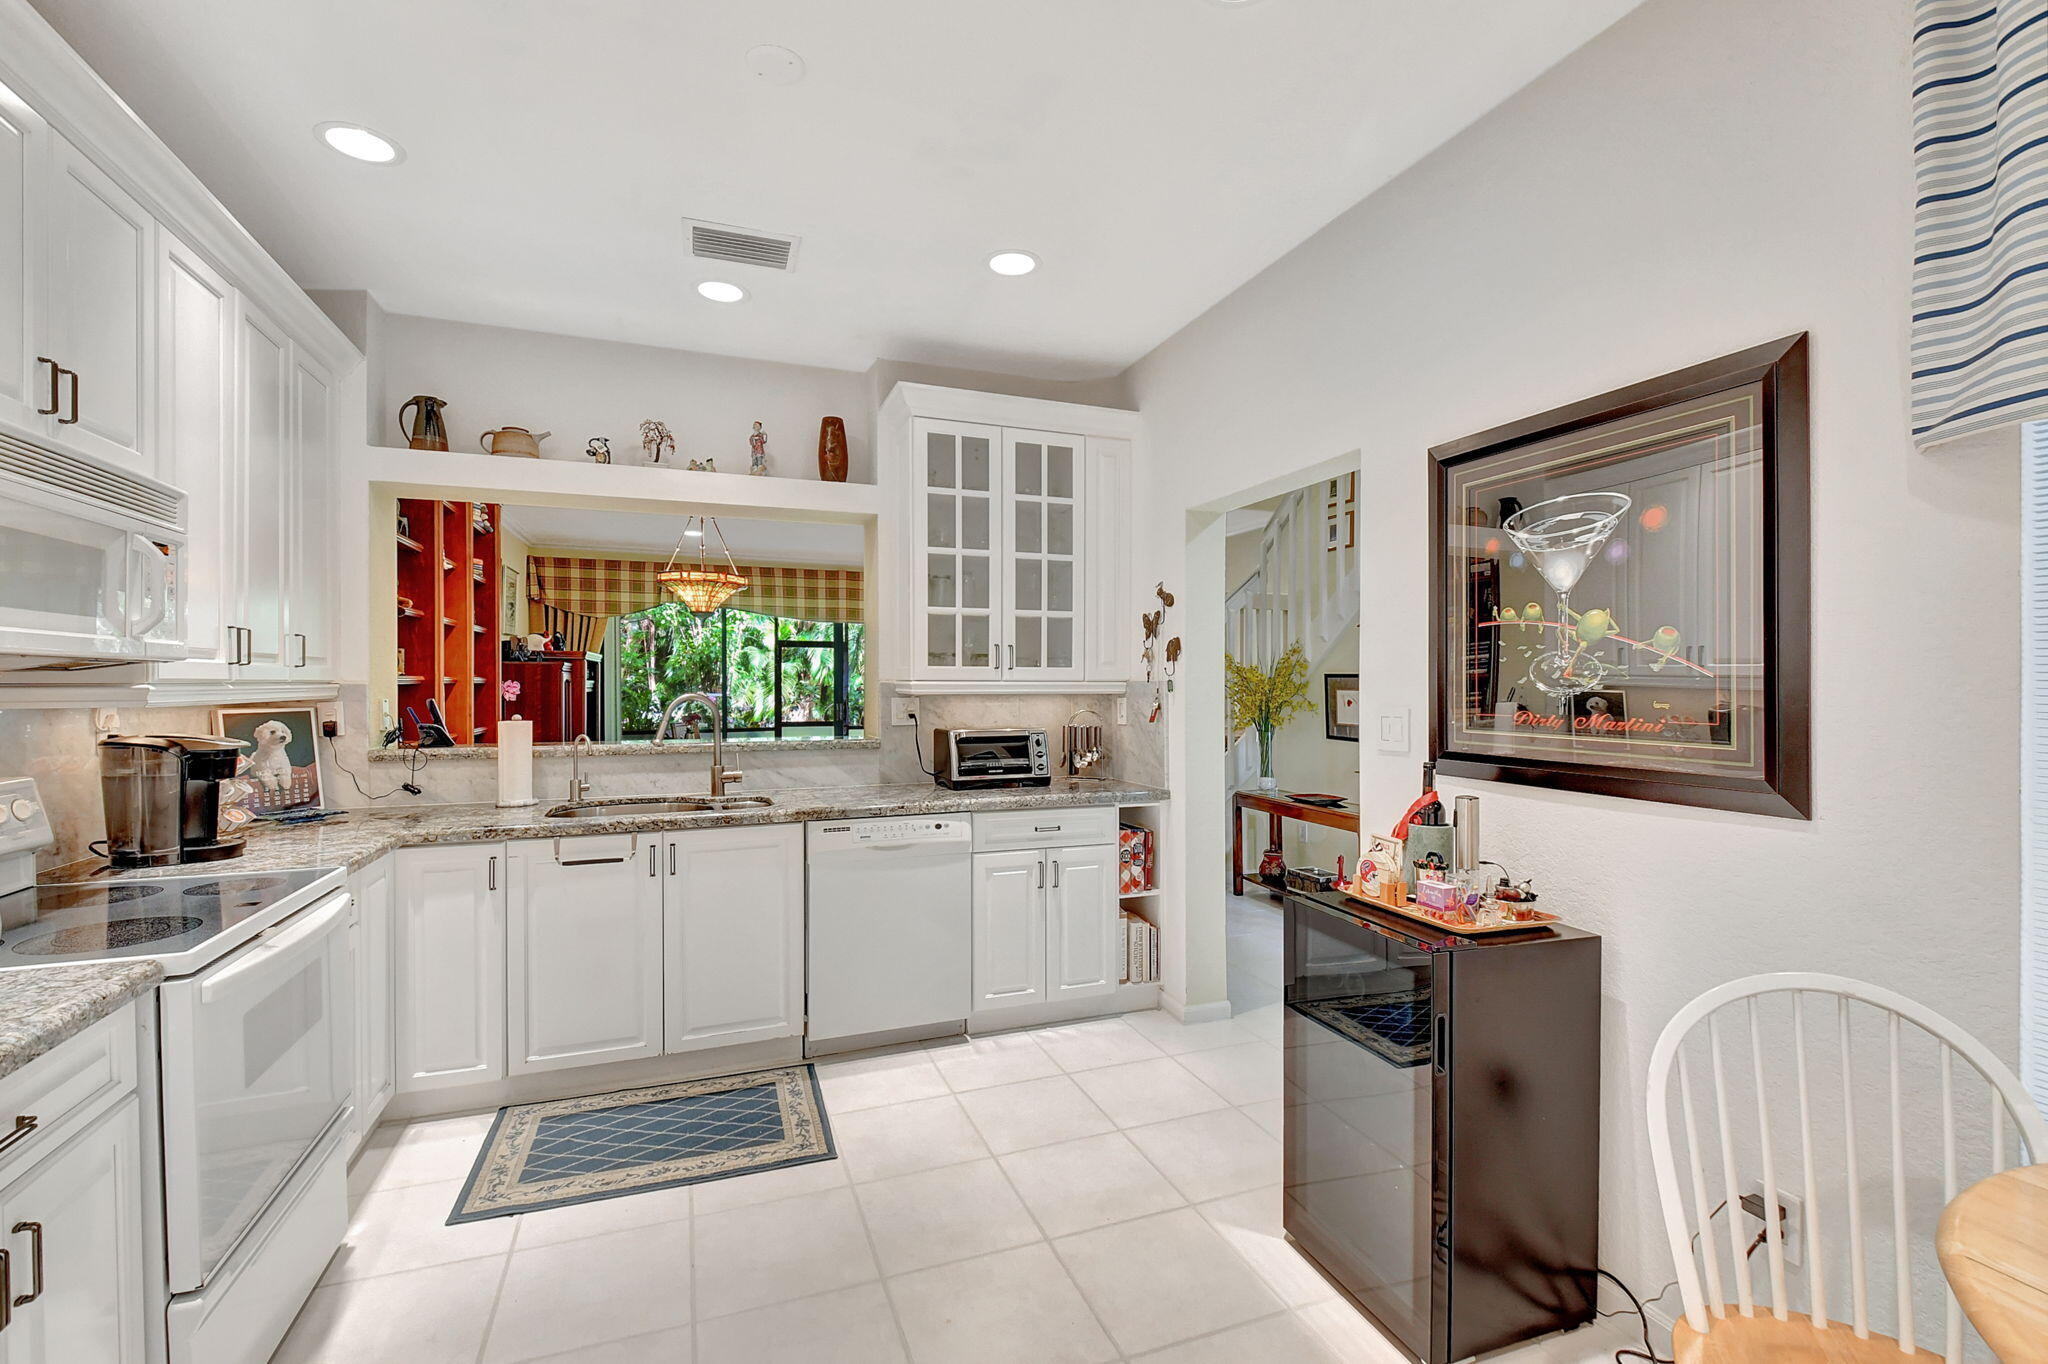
left=1257, top=775, right=1278, bottom=791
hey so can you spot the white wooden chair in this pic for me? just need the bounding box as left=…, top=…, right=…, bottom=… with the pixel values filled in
left=1646, top=973, right=2048, bottom=1363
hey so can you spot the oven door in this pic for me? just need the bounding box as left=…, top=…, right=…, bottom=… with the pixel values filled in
left=1282, top=896, right=1439, bottom=1361
left=158, top=890, right=354, bottom=1293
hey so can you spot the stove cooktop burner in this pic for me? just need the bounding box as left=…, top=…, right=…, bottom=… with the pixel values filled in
left=182, top=875, right=292, bottom=899
left=37, top=882, right=166, bottom=913
left=13, top=915, right=210, bottom=954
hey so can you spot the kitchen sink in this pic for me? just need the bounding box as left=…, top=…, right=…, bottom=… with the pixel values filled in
left=543, top=795, right=774, bottom=819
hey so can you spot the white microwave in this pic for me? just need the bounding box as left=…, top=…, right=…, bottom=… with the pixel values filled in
left=0, top=429, right=190, bottom=668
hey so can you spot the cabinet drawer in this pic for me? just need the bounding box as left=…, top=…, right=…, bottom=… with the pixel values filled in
left=0, top=1004, right=137, bottom=1177
left=972, top=806, right=1117, bottom=852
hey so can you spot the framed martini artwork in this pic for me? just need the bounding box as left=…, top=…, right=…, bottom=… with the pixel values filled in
left=1428, top=334, right=1811, bottom=819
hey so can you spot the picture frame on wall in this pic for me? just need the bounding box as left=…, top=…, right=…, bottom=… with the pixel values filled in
left=213, top=705, right=328, bottom=818
left=502, top=562, right=524, bottom=636
left=1325, top=673, right=1360, bottom=742
left=1427, top=333, right=1811, bottom=819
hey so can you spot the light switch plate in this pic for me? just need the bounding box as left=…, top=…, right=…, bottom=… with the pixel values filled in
left=1377, top=708, right=1411, bottom=753
left=890, top=696, right=917, bottom=727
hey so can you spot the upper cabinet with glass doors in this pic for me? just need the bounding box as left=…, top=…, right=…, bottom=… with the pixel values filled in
left=883, top=385, right=1138, bottom=689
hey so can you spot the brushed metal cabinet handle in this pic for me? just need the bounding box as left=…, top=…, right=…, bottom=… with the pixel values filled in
left=57, top=367, right=77, bottom=425
left=668, top=843, right=677, bottom=876
left=487, top=856, right=497, bottom=892
left=0, top=1116, right=36, bottom=1157
left=1052, top=860, right=1061, bottom=889
left=0, top=1245, right=11, bottom=1331
left=11, top=1222, right=40, bottom=1307
left=34, top=358, right=57, bottom=416
left=649, top=845, right=657, bottom=878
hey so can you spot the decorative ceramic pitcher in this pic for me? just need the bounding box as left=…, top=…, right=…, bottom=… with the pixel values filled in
left=398, top=395, right=450, bottom=451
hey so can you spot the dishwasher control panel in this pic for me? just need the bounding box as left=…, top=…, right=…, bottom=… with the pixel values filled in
left=808, top=816, right=971, bottom=851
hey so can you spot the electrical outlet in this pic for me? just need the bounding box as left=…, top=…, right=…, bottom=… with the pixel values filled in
left=1739, top=1182, right=1804, bottom=1267
left=317, top=702, right=344, bottom=738
left=1114, top=695, right=1128, bottom=725
left=890, top=697, right=917, bottom=727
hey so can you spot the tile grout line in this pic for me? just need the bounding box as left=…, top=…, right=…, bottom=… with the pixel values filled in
left=843, top=1171, right=921, bottom=1363
left=980, top=1123, right=1130, bottom=1362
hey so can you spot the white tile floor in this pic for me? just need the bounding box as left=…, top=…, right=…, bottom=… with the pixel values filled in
left=272, top=895, right=1646, bottom=1363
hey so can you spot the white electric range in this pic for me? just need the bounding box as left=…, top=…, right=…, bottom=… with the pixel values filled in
left=0, top=778, right=354, bottom=1364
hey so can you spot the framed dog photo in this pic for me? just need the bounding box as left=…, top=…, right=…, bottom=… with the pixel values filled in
left=213, top=705, right=327, bottom=816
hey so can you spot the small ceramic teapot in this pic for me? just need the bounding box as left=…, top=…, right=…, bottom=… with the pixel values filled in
left=480, top=426, right=551, bottom=459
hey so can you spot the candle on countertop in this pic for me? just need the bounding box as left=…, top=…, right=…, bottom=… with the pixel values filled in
left=497, top=720, right=536, bottom=807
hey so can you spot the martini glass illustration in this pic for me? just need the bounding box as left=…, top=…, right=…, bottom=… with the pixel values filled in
left=1501, top=491, right=1631, bottom=699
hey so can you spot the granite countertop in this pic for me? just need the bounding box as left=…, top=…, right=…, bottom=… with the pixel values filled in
left=369, top=735, right=882, bottom=762
left=44, top=780, right=1171, bottom=882
left=0, top=962, right=163, bottom=1080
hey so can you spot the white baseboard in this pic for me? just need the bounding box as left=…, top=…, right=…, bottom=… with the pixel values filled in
left=1161, top=991, right=1234, bottom=1025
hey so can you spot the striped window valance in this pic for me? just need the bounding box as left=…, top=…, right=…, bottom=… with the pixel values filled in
left=1912, top=1, right=2048, bottom=447
left=527, top=555, right=863, bottom=624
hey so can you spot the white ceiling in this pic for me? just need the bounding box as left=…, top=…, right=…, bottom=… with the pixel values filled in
left=29, top=0, right=1640, bottom=379
left=501, top=504, right=864, bottom=567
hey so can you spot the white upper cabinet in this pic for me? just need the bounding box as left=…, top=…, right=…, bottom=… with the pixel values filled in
left=288, top=352, right=333, bottom=675
left=0, top=80, right=46, bottom=438
left=41, top=132, right=153, bottom=474
left=154, top=232, right=234, bottom=674
left=234, top=301, right=292, bottom=678
left=884, top=385, right=1139, bottom=689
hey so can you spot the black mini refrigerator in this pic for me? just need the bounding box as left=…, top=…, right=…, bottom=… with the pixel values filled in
left=1280, top=889, right=1601, bottom=1363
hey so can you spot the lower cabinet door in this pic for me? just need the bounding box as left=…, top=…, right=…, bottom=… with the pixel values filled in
left=0, top=1095, right=146, bottom=1364
left=972, top=850, right=1046, bottom=1011
left=664, top=824, right=804, bottom=1053
left=1047, top=844, right=1118, bottom=1001
left=394, top=845, right=506, bottom=1092
left=349, top=856, right=395, bottom=1150
left=510, top=836, right=664, bottom=1073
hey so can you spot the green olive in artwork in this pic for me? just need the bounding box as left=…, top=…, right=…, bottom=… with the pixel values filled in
left=1647, top=625, right=1682, bottom=670
left=1573, top=609, right=1619, bottom=644
left=1523, top=602, right=1544, bottom=625
left=1496, top=605, right=1519, bottom=622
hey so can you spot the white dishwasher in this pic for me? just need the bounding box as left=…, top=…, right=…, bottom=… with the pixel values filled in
left=806, top=815, right=973, bottom=1050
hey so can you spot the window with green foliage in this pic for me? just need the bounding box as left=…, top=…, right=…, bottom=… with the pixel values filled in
left=616, top=604, right=864, bottom=739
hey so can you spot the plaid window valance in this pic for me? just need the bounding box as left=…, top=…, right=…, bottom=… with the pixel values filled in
left=527, top=555, right=863, bottom=624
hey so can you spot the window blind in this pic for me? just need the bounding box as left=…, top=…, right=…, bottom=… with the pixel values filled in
left=2023, top=422, right=2048, bottom=1108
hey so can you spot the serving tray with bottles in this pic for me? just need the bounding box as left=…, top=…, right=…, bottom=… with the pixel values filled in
left=1335, top=882, right=1559, bottom=937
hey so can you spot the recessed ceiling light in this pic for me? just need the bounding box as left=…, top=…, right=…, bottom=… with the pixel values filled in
left=697, top=281, right=747, bottom=303
left=316, top=122, right=403, bottom=164
left=988, top=251, right=1038, bottom=277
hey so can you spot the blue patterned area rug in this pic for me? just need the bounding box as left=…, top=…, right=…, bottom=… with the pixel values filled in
left=447, top=1065, right=834, bottom=1224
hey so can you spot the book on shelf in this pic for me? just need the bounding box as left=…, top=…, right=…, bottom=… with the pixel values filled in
left=1120, top=909, right=1157, bottom=985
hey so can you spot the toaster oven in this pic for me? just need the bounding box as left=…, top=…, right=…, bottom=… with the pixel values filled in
left=932, top=728, right=1051, bottom=789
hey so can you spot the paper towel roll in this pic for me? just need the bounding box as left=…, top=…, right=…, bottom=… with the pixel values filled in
left=497, top=720, right=536, bottom=807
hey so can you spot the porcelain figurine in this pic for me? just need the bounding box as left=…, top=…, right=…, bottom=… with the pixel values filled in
left=585, top=437, right=611, bottom=464
left=639, top=419, right=675, bottom=465
left=748, top=421, right=770, bottom=475
left=688, top=457, right=717, bottom=472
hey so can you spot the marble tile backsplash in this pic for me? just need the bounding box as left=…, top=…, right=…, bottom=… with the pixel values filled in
left=3, top=681, right=1167, bottom=869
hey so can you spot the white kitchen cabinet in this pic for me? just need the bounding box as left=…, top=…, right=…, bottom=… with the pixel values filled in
left=510, top=835, right=664, bottom=1074
left=287, top=352, right=333, bottom=675
left=152, top=232, right=235, bottom=676
left=0, top=79, right=47, bottom=439
left=664, top=824, right=804, bottom=1053
left=41, top=132, right=153, bottom=475
left=0, top=1095, right=146, bottom=1364
left=394, top=844, right=506, bottom=1093
left=348, top=856, right=395, bottom=1153
left=1046, top=844, right=1118, bottom=1002
left=231, top=300, right=291, bottom=679
left=972, top=849, right=1047, bottom=1012
left=885, top=385, right=1139, bottom=688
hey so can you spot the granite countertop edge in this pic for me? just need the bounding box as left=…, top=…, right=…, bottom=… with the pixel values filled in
left=369, top=736, right=883, bottom=762
left=44, top=781, right=1172, bottom=883
left=0, top=962, right=163, bottom=1081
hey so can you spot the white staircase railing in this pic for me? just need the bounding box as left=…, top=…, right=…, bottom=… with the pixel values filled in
left=1225, top=482, right=1360, bottom=787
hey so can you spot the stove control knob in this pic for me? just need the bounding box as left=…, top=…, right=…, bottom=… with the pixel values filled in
left=9, top=799, right=34, bottom=822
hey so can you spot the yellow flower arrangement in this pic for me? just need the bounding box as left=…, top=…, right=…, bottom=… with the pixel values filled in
left=1225, top=644, right=1312, bottom=782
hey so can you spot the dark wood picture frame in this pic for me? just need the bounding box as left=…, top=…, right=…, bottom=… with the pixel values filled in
left=1428, top=334, right=1811, bottom=819
left=1325, top=673, right=1360, bottom=742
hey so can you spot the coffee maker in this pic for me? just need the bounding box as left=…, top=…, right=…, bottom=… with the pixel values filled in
left=97, top=735, right=248, bottom=868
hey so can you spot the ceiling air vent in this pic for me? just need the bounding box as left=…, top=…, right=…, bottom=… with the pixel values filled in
left=683, top=219, right=800, bottom=271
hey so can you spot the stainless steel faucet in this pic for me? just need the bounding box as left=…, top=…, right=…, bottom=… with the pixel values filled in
left=567, top=734, right=593, bottom=802
left=652, top=692, right=744, bottom=796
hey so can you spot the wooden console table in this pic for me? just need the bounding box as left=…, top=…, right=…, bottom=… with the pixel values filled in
left=1232, top=789, right=1360, bottom=894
